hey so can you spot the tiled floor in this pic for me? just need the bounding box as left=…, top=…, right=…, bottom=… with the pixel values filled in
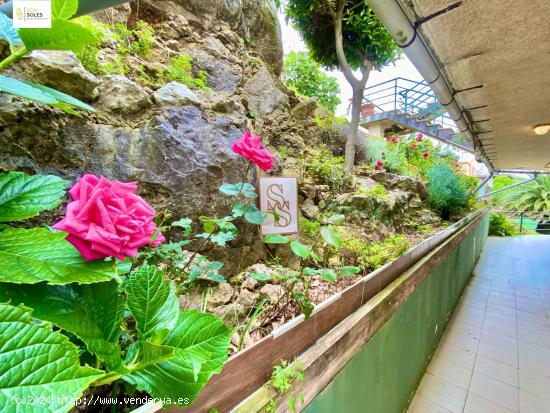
left=408, top=236, right=550, bottom=413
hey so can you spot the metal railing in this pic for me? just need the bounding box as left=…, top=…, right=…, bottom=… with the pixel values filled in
left=491, top=209, right=550, bottom=234
left=361, top=77, right=457, bottom=132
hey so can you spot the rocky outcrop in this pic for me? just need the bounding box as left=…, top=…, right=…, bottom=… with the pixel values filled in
left=96, top=75, right=152, bottom=114
left=153, top=81, right=200, bottom=106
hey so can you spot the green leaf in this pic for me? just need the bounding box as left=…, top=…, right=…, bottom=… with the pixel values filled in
left=0, top=172, right=67, bottom=222
left=290, top=240, right=310, bottom=259
left=211, top=231, right=235, bottom=246
left=239, top=183, right=258, bottom=198
left=0, top=281, right=126, bottom=371
left=207, top=272, right=225, bottom=283
left=303, top=267, right=318, bottom=277
left=0, top=303, right=105, bottom=411
left=0, top=227, right=119, bottom=285
left=127, top=264, right=179, bottom=342
left=327, top=214, right=345, bottom=225
left=231, top=201, right=246, bottom=217
left=19, top=19, right=96, bottom=52
left=22, top=81, right=96, bottom=112
left=318, top=268, right=337, bottom=282
left=52, top=0, right=78, bottom=19
left=338, top=266, right=361, bottom=277
left=171, top=218, right=192, bottom=235
left=219, top=183, right=241, bottom=196
left=123, top=310, right=232, bottom=405
left=320, top=225, right=342, bottom=248
left=244, top=205, right=267, bottom=225
left=263, top=233, right=290, bottom=244
left=0, top=12, right=22, bottom=45
left=140, top=342, right=175, bottom=368
left=0, top=75, right=94, bottom=115
left=251, top=271, right=271, bottom=282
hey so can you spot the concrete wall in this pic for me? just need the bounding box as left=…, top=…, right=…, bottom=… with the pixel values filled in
left=303, top=213, right=489, bottom=413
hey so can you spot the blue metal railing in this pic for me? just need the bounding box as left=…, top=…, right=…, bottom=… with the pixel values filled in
left=361, top=77, right=457, bottom=132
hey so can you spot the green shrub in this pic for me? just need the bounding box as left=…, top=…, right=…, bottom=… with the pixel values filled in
left=426, top=164, right=468, bottom=220
left=489, top=213, right=518, bottom=236
left=114, top=20, right=155, bottom=58
left=314, top=113, right=347, bottom=148
left=299, top=216, right=321, bottom=240
left=365, top=138, right=406, bottom=174
left=304, top=148, right=346, bottom=192
left=341, top=234, right=410, bottom=272
left=354, top=183, right=388, bottom=199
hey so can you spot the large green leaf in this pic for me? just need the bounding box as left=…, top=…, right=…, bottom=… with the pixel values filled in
left=22, top=81, right=96, bottom=112
left=126, top=264, right=179, bottom=341
left=19, top=19, right=96, bottom=52
left=0, top=172, right=67, bottom=222
left=0, top=303, right=105, bottom=412
left=52, top=0, right=78, bottom=20
left=123, top=310, right=232, bottom=405
left=290, top=240, right=310, bottom=259
left=0, top=281, right=126, bottom=371
left=0, top=12, right=22, bottom=46
left=0, top=227, right=119, bottom=284
left=320, top=225, right=342, bottom=248
left=0, top=74, right=58, bottom=105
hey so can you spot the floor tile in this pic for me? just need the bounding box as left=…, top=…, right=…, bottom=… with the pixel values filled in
left=519, top=370, right=550, bottom=400
left=475, top=355, right=519, bottom=387
left=463, top=392, right=515, bottom=413
left=478, top=340, right=518, bottom=368
left=519, top=390, right=550, bottom=413
left=427, top=354, right=473, bottom=390
left=469, top=372, right=519, bottom=412
left=416, top=373, right=467, bottom=413
left=407, top=393, right=452, bottom=413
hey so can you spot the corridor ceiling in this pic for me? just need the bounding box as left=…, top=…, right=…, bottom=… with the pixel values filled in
left=400, top=0, right=550, bottom=171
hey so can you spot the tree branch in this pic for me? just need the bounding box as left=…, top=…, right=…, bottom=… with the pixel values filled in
left=333, top=0, right=360, bottom=89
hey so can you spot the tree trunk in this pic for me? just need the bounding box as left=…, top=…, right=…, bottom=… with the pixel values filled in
left=345, top=87, right=364, bottom=175
left=127, top=1, right=139, bottom=29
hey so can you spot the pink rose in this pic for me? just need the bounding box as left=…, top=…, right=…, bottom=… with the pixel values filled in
left=411, top=143, right=417, bottom=149
left=231, top=130, right=274, bottom=172
left=416, top=133, right=423, bottom=142
left=53, top=174, right=165, bottom=261
left=375, top=160, right=384, bottom=170
left=422, top=151, right=430, bottom=158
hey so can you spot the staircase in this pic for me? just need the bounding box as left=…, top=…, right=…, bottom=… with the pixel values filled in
left=359, top=77, right=474, bottom=153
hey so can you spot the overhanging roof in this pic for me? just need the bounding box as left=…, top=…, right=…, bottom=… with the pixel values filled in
left=399, top=0, right=550, bottom=171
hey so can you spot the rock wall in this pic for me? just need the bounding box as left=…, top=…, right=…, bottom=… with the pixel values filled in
left=0, top=0, right=312, bottom=273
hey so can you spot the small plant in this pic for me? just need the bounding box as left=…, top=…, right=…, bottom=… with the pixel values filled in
left=159, top=54, right=210, bottom=91
left=354, top=183, right=388, bottom=199
left=267, top=359, right=305, bottom=413
left=341, top=234, right=411, bottom=272
left=489, top=213, right=518, bottom=237
left=304, top=148, right=346, bottom=193
left=426, top=164, right=468, bottom=220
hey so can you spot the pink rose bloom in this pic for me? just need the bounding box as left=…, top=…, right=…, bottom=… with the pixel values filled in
left=422, top=151, right=430, bottom=158
left=231, top=130, right=274, bottom=172
left=375, top=160, right=384, bottom=170
left=416, top=133, right=423, bottom=142
left=53, top=174, right=165, bottom=261
left=411, top=143, right=417, bottom=149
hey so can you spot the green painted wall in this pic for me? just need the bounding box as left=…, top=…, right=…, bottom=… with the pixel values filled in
left=303, top=214, right=489, bottom=413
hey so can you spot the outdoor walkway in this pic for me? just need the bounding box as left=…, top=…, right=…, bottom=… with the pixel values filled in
left=407, top=236, right=550, bottom=413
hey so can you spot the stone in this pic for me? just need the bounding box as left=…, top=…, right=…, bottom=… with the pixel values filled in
left=236, top=289, right=260, bottom=308
left=409, top=197, right=423, bottom=209
left=368, top=171, right=427, bottom=198
left=211, top=302, right=246, bottom=326
left=260, top=284, right=285, bottom=302
left=173, top=0, right=283, bottom=73
left=15, top=50, right=100, bottom=101
left=96, top=75, right=151, bottom=114
left=208, top=282, right=235, bottom=307
left=291, top=98, right=317, bottom=120
left=301, top=198, right=319, bottom=219
left=241, top=276, right=259, bottom=291
left=355, top=176, right=379, bottom=191
left=153, top=81, right=200, bottom=106
left=202, top=36, right=230, bottom=59
left=186, top=48, right=242, bottom=94
left=243, top=66, right=288, bottom=115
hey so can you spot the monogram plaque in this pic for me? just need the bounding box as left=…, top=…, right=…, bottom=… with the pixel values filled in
left=259, top=177, right=299, bottom=235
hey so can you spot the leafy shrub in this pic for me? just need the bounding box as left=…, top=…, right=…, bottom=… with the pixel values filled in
left=489, top=213, right=518, bottom=236
left=426, top=164, right=468, bottom=220
left=299, top=216, right=321, bottom=240
left=354, top=183, right=388, bottom=199
left=314, top=113, right=347, bottom=149
left=304, top=148, right=346, bottom=192
left=365, top=138, right=405, bottom=174
left=114, top=20, right=155, bottom=58
left=283, top=51, right=341, bottom=113
left=341, top=234, right=410, bottom=272
left=458, top=173, right=480, bottom=210
left=500, top=175, right=550, bottom=213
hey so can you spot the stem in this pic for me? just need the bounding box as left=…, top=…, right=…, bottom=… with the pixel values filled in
left=0, top=47, right=29, bottom=72
left=110, top=380, right=119, bottom=413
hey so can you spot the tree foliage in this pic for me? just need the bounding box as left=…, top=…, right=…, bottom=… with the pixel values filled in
left=501, top=175, right=550, bottom=213
left=283, top=51, right=340, bottom=113
left=426, top=164, right=468, bottom=220
left=285, top=0, right=399, bottom=71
